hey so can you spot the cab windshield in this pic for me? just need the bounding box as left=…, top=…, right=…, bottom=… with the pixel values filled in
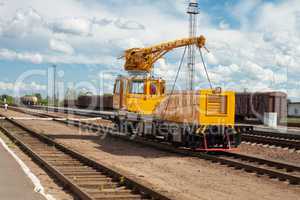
left=129, top=80, right=145, bottom=94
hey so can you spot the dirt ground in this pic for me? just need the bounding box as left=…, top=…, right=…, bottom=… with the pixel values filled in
left=1, top=108, right=300, bottom=200
left=239, top=142, right=300, bottom=166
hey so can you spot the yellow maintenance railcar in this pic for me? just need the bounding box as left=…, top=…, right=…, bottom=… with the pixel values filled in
left=112, top=35, right=240, bottom=151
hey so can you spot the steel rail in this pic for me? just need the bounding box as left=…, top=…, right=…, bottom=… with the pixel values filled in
left=246, top=130, right=300, bottom=141
left=5, top=106, right=300, bottom=185
left=88, top=123, right=300, bottom=185
left=220, top=151, right=300, bottom=172
left=28, top=105, right=115, bottom=119
left=0, top=116, right=172, bottom=200
left=11, top=106, right=300, bottom=150
left=242, top=133, right=300, bottom=150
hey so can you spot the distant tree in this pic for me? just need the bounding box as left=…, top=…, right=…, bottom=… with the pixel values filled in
left=40, top=98, right=48, bottom=106
left=34, top=93, right=42, bottom=101
left=0, top=94, right=14, bottom=105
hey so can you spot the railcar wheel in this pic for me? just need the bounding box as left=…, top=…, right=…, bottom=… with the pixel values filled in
left=185, top=134, right=203, bottom=149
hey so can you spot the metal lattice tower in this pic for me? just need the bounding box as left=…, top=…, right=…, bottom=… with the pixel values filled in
left=187, top=0, right=199, bottom=90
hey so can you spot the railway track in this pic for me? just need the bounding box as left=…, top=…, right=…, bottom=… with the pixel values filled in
left=11, top=106, right=300, bottom=150
left=245, top=129, right=300, bottom=140
left=66, top=118, right=300, bottom=185
left=242, top=131, right=300, bottom=150
left=28, top=105, right=115, bottom=119
left=0, top=117, right=171, bottom=200
left=4, top=107, right=300, bottom=185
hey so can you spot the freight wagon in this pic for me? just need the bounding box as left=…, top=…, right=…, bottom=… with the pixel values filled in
left=63, top=99, right=77, bottom=108
left=76, top=94, right=113, bottom=110
left=235, top=92, right=287, bottom=123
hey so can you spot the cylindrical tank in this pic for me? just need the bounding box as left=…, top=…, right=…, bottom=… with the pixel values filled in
left=20, top=96, right=38, bottom=105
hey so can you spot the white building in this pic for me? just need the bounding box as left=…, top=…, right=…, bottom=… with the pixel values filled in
left=288, top=102, right=300, bottom=117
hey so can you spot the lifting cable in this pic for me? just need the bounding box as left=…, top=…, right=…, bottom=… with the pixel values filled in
left=198, top=47, right=213, bottom=90
left=162, top=46, right=187, bottom=117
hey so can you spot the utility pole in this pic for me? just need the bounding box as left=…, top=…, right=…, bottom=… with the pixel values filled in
left=187, top=0, right=199, bottom=90
left=53, top=64, right=57, bottom=107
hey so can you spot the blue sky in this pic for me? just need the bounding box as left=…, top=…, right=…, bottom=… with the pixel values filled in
left=0, top=0, right=299, bottom=101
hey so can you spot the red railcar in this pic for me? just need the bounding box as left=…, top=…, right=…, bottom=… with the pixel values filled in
left=63, top=99, right=77, bottom=108
left=235, top=92, right=287, bottom=123
left=76, top=95, right=113, bottom=110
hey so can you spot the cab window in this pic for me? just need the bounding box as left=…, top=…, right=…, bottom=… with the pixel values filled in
left=150, top=82, right=157, bottom=95
left=114, top=80, right=121, bottom=94
left=123, top=80, right=127, bottom=94
left=129, top=80, right=144, bottom=94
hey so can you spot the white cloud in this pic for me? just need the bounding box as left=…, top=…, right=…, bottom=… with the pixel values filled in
left=93, top=18, right=113, bottom=26
left=24, top=81, right=46, bottom=90
left=205, top=52, right=218, bottom=65
left=44, top=53, right=117, bottom=65
left=155, top=58, right=177, bottom=80
left=0, top=0, right=299, bottom=99
left=0, top=6, right=147, bottom=39
left=49, top=17, right=93, bottom=36
left=255, top=1, right=299, bottom=33
left=114, top=18, right=145, bottom=30
left=219, top=20, right=230, bottom=30
left=288, top=88, right=300, bottom=101
left=0, top=47, right=119, bottom=65
left=0, top=82, right=14, bottom=90
left=243, top=61, right=266, bottom=79
left=0, top=8, right=44, bottom=38
left=98, top=73, right=115, bottom=80
left=0, top=49, right=43, bottom=64
left=109, top=37, right=145, bottom=50
left=275, top=54, right=296, bottom=68
left=232, top=0, right=262, bottom=29
left=49, top=39, right=74, bottom=54
left=0, top=81, right=46, bottom=91
left=190, top=0, right=300, bottom=97
left=17, top=52, right=43, bottom=64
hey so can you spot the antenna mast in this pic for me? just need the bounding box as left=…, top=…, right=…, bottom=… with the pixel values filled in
left=187, top=0, right=199, bottom=90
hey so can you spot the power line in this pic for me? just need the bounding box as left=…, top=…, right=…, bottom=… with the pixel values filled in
left=198, top=47, right=213, bottom=90
left=162, top=46, right=187, bottom=118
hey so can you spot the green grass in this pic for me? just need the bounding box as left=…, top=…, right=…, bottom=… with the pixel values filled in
left=0, top=132, right=16, bottom=148
left=281, top=117, right=300, bottom=124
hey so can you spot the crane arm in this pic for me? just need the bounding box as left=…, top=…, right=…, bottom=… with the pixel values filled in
left=123, top=35, right=206, bottom=72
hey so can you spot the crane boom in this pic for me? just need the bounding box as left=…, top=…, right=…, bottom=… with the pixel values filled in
left=123, top=35, right=206, bottom=72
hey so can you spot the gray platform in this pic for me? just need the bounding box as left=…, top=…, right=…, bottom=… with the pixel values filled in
left=0, top=142, right=45, bottom=200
